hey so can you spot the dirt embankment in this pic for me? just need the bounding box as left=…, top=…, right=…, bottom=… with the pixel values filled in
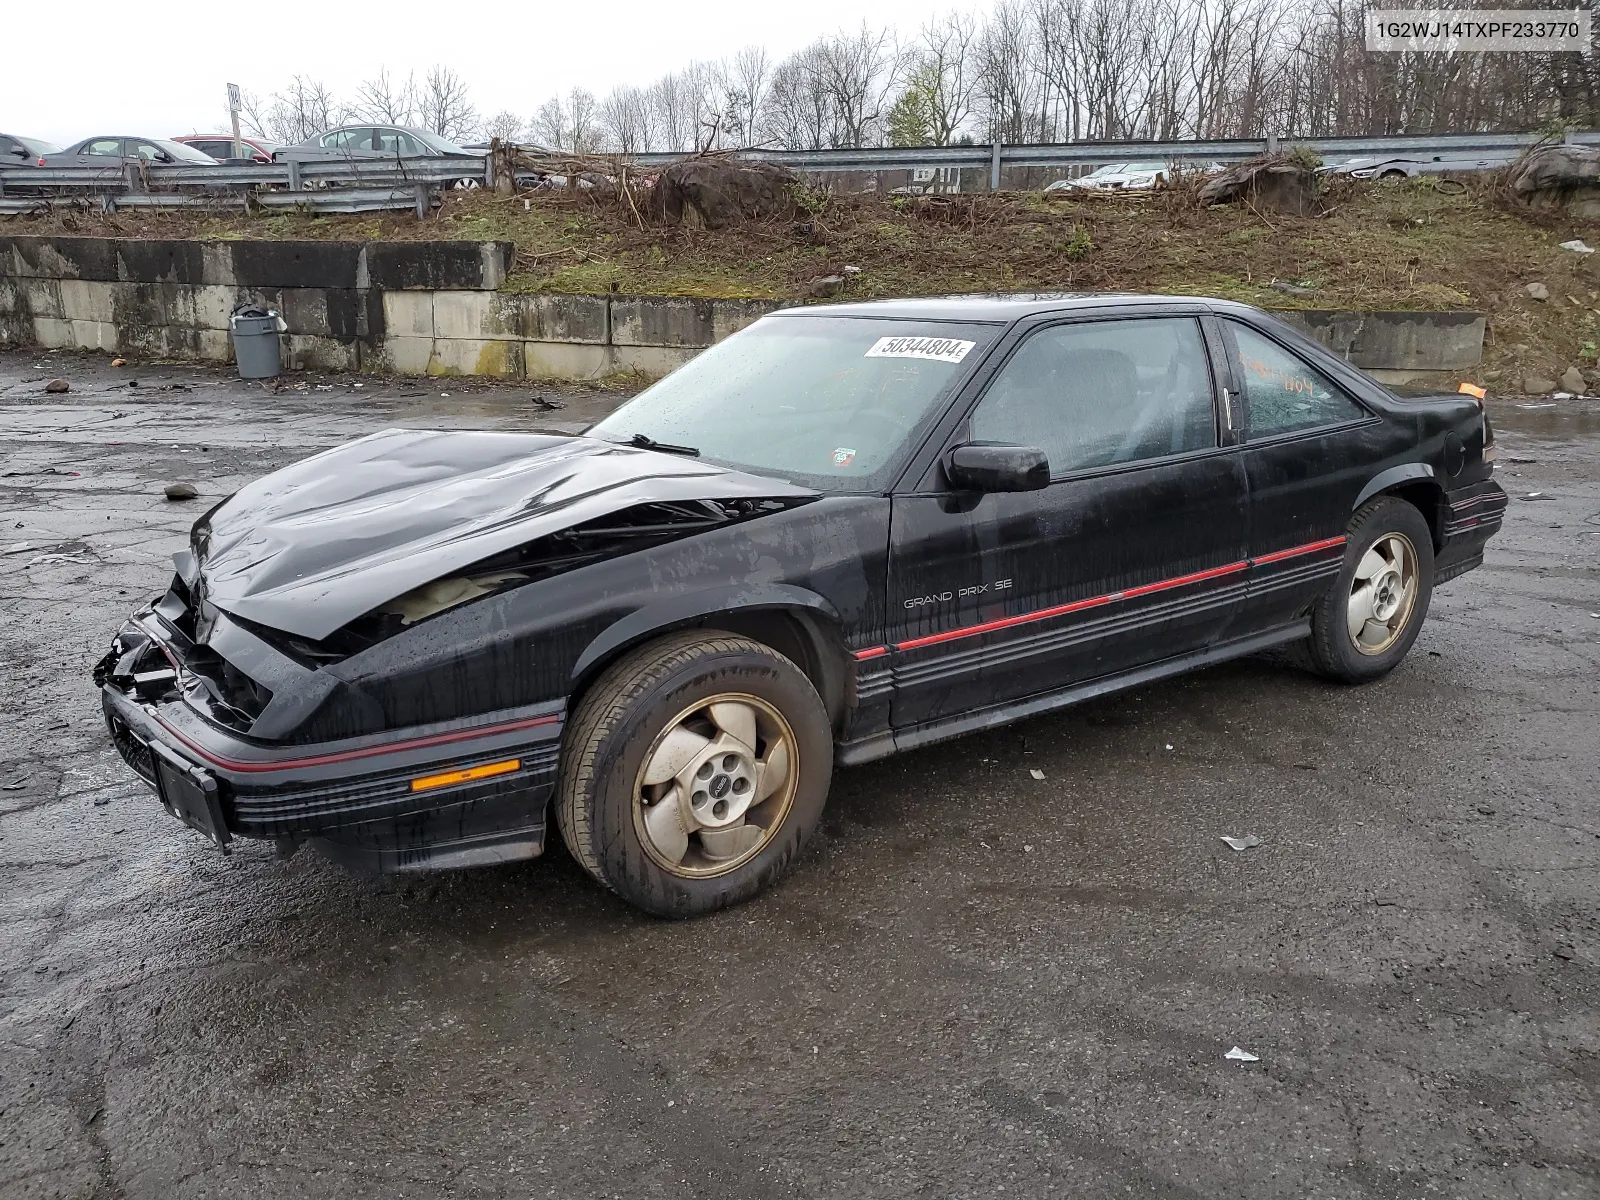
left=7, top=176, right=1599, bottom=385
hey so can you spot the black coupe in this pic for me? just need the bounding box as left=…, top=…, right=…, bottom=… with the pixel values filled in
left=97, top=295, right=1507, bottom=916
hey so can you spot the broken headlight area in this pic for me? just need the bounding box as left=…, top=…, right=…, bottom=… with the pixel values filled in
left=98, top=593, right=275, bottom=734
left=252, top=496, right=808, bottom=665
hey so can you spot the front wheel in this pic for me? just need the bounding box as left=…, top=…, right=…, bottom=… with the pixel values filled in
left=556, top=632, right=832, bottom=917
left=1304, top=497, right=1434, bottom=682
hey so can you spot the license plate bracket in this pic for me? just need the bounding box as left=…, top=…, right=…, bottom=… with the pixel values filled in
left=151, top=742, right=231, bottom=853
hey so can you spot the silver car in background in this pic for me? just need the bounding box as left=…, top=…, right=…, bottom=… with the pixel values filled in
left=274, top=126, right=480, bottom=162
left=38, top=137, right=219, bottom=169
left=1323, top=153, right=1515, bottom=179
left=0, top=133, right=63, bottom=166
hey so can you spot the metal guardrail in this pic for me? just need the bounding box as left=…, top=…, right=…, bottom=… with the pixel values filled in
left=627, top=130, right=1600, bottom=181
left=0, top=131, right=1587, bottom=212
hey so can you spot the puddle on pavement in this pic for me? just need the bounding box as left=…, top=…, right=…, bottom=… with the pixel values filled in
left=1489, top=398, right=1600, bottom=441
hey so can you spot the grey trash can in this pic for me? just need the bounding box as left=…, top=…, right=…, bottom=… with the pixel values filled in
left=229, top=307, right=284, bottom=379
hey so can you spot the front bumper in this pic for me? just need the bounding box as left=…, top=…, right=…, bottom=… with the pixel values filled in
left=102, top=660, right=565, bottom=872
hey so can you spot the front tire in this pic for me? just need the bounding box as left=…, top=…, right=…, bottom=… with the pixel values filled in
left=556, top=632, right=832, bottom=918
left=1305, top=497, right=1434, bottom=682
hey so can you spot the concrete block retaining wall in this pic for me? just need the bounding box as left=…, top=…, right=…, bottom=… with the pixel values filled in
left=0, top=235, right=1481, bottom=382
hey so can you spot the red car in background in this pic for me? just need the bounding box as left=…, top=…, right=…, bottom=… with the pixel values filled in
left=173, top=134, right=277, bottom=163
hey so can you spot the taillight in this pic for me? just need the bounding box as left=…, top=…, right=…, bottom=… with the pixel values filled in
left=37, top=157, right=45, bottom=166
left=1483, top=413, right=1497, bottom=467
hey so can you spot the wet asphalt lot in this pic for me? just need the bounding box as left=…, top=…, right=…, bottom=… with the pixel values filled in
left=0, top=349, right=1596, bottom=1200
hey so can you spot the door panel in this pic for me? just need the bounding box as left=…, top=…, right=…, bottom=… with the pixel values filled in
left=887, top=455, right=1249, bottom=727
left=885, top=314, right=1248, bottom=731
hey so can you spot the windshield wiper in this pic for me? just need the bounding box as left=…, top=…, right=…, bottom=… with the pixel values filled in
left=627, top=433, right=700, bottom=457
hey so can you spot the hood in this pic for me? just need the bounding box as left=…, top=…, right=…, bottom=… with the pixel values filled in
left=192, top=429, right=816, bottom=641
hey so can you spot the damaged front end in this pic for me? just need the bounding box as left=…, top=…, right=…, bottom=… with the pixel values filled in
left=95, top=429, right=820, bottom=871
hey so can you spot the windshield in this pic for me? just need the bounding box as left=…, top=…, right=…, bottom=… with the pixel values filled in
left=413, top=129, right=471, bottom=154
left=588, top=315, right=999, bottom=491
left=17, top=137, right=62, bottom=156
left=1087, top=163, right=1130, bottom=176
left=1124, top=162, right=1166, bottom=173
left=157, top=139, right=220, bottom=164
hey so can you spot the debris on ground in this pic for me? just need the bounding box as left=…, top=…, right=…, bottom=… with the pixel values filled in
left=1, top=778, right=25, bottom=791
left=648, top=157, right=803, bottom=230
left=26, top=553, right=93, bottom=567
left=804, top=274, right=848, bottom=298
left=1524, top=282, right=1551, bottom=301
left=1029, top=768, right=1046, bottom=780
left=1220, top=834, right=1262, bottom=851
left=2, top=542, right=34, bottom=555
left=1374, top=896, right=1398, bottom=907
left=1554, top=945, right=1576, bottom=961
left=1560, top=239, right=1596, bottom=254
left=1196, top=153, right=1320, bottom=215
left=1224, top=1046, right=1260, bottom=1062
left=163, top=483, right=199, bottom=501
left=111, top=357, right=126, bottom=367
left=1521, top=491, right=1551, bottom=501
left=43, top=378, right=70, bottom=393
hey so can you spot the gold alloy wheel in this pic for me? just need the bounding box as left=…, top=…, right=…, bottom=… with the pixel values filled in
left=631, top=692, right=799, bottom=878
left=1347, top=532, right=1419, bottom=656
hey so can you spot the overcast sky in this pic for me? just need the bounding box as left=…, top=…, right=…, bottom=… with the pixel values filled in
left=5, top=0, right=987, bottom=145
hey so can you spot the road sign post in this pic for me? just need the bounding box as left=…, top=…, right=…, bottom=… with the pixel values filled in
left=227, top=82, right=244, bottom=161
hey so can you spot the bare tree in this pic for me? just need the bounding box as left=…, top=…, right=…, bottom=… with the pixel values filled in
left=245, top=76, right=343, bottom=145
left=917, top=12, right=979, bottom=143
left=725, top=45, right=772, bottom=145
left=482, top=110, right=527, bottom=144
left=417, top=66, right=477, bottom=142
left=813, top=24, right=902, bottom=147
left=354, top=68, right=417, bottom=126
left=599, top=86, right=655, bottom=153
left=650, top=73, right=694, bottom=151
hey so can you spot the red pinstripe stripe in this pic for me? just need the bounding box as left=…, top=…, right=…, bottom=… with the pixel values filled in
left=889, top=535, right=1347, bottom=654
left=149, top=712, right=560, bottom=775
left=1249, top=534, right=1347, bottom=566
left=852, top=646, right=889, bottom=661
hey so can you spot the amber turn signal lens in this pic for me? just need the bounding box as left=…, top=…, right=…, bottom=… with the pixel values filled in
left=410, top=759, right=521, bottom=792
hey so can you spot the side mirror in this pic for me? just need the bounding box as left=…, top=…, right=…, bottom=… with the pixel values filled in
left=946, top=442, right=1050, bottom=492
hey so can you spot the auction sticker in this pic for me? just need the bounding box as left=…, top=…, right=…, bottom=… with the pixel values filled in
left=864, top=336, right=975, bottom=363
left=831, top=447, right=857, bottom=466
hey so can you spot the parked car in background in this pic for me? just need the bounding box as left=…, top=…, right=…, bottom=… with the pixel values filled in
left=38, top=137, right=220, bottom=169
left=173, top=134, right=278, bottom=164
left=1322, top=153, right=1515, bottom=180
left=274, top=126, right=480, bottom=162
left=0, top=133, right=63, bottom=166
left=1047, top=162, right=1172, bottom=192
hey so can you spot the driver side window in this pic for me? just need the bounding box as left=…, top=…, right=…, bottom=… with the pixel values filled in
left=969, top=317, right=1217, bottom=476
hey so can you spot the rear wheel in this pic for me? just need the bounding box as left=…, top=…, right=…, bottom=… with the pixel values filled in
left=556, top=632, right=832, bottom=917
left=1304, top=497, right=1434, bottom=682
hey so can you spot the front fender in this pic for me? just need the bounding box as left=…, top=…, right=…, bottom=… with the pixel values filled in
left=570, top=583, right=845, bottom=684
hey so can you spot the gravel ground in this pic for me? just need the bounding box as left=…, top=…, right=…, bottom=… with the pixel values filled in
left=1, top=349, right=1596, bottom=1199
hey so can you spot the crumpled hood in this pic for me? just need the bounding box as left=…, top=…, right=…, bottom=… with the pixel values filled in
left=192, top=429, right=816, bottom=640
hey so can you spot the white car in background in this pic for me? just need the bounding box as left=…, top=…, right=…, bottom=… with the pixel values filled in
left=1046, top=162, right=1170, bottom=192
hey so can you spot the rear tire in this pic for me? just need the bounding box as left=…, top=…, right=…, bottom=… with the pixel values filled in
left=556, top=631, right=832, bottom=918
left=1304, top=497, right=1434, bottom=683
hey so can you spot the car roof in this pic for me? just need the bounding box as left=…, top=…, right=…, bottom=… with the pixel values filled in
left=767, top=293, right=1244, bottom=323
